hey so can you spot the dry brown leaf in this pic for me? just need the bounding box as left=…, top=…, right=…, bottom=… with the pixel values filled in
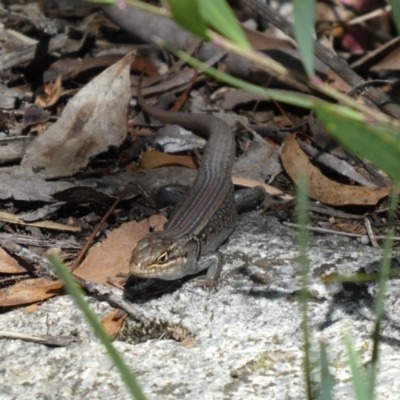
left=0, top=211, right=81, bottom=232
left=101, top=309, right=127, bottom=338
left=149, top=214, right=167, bottom=232
left=328, top=222, right=367, bottom=235
left=140, top=151, right=292, bottom=199
left=181, top=338, right=196, bottom=349
left=0, top=278, right=63, bottom=307
left=0, top=247, right=27, bottom=274
left=232, top=176, right=293, bottom=200
left=139, top=151, right=197, bottom=169
left=74, top=220, right=150, bottom=285
left=166, top=326, right=197, bottom=349
left=280, top=134, right=392, bottom=206
left=15, top=52, right=134, bottom=179
left=35, top=74, right=63, bottom=108
left=25, top=303, right=40, bottom=313
left=371, top=46, right=400, bottom=71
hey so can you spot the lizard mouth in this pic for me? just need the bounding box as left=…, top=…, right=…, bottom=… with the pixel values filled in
left=129, top=257, right=187, bottom=280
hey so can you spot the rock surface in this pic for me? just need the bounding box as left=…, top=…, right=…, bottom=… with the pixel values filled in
left=1, top=212, right=400, bottom=400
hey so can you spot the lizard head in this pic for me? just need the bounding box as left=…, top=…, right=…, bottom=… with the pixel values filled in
left=129, top=232, right=189, bottom=280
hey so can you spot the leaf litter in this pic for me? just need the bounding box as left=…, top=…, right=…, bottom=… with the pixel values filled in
left=0, top=1, right=399, bottom=334
left=13, top=51, right=134, bottom=179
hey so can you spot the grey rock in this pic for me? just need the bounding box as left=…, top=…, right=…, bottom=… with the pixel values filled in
left=1, top=212, right=399, bottom=399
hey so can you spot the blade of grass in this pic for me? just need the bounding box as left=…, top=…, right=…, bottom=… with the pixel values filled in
left=116, top=1, right=399, bottom=127
left=389, top=1, right=400, bottom=35
left=153, top=37, right=315, bottom=109
left=154, top=36, right=400, bottom=131
left=293, top=0, right=316, bottom=78
left=48, top=255, right=146, bottom=400
left=319, top=341, right=333, bottom=400
left=316, top=103, right=400, bottom=182
left=198, top=0, right=250, bottom=48
left=295, top=174, right=312, bottom=400
left=369, top=183, right=399, bottom=394
left=344, top=335, right=372, bottom=400
left=167, top=0, right=209, bottom=40
left=203, top=30, right=398, bottom=127
left=321, top=269, right=400, bottom=284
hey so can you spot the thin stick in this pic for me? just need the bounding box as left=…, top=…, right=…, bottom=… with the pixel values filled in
left=2, top=239, right=151, bottom=324
left=283, top=222, right=400, bottom=241
left=71, top=187, right=129, bottom=272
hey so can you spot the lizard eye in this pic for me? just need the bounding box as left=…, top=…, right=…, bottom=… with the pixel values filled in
left=157, top=252, right=169, bottom=264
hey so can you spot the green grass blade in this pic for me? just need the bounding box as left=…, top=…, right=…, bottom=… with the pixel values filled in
left=369, top=184, right=399, bottom=394
left=48, top=255, right=147, bottom=400
left=321, top=269, right=400, bottom=283
left=198, top=0, right=250, bottom=48
left=293, top=0, right=316, bottom=78
left=389, top=0, right=400, bottom=36
left=373, top=185, right=398, bottom=320
left=154, top=37, right=315, bottom=109
left=315, top=103, right=400, bottom=181
left=89, top=0, right=115, bottom=3
left=319, top=342, right=333, bottom=400
left=295, top=174, right=312, bottom=400
left=344, top=335, right=372, bottom=400
left=167, top=0, right=209, bottom=41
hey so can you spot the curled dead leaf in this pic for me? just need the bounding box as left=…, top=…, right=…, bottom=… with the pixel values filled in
left=101, top=309, right=127, bottom=338
left=35, top=74, right=63, bottom=108
left=280, top=134, right=392, bottom=206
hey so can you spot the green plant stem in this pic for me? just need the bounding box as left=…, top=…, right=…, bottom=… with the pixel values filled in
left=110, top=0, right=400, bottom=128
left=48, top=255, right=147, bottom=400
left=207, top=32, right=399, bottom=129
left=116, top=0, right=400, bottom=128
left=369, top=183, right=399, bottom=395
left=154, top=37, right=315, bottom=109
left=295, top=175, right=312, bottom=400
left=319, top=342, right=333, bottom=400
left=344, top=335, right=372, bottom=400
